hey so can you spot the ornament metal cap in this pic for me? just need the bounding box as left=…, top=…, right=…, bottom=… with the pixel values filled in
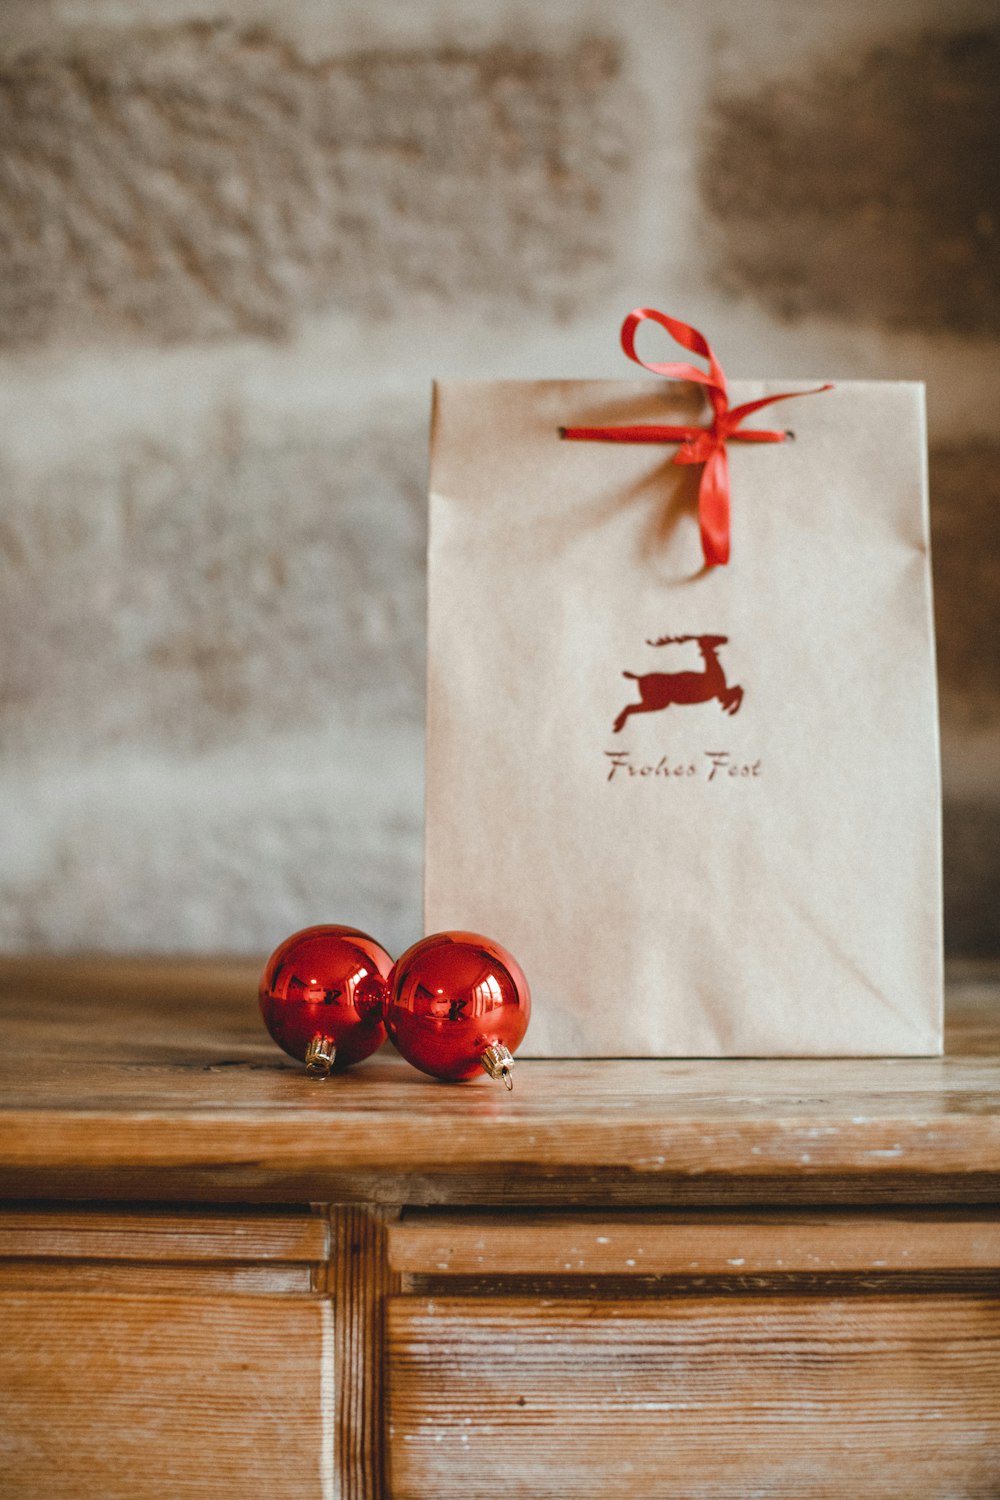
left=304, top=1034, right=337, bottom=1077
left=480, top=1041, right=515, bottom=1090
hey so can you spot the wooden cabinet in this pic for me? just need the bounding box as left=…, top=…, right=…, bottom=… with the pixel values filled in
left=1, top=958, right=999, bottom=1497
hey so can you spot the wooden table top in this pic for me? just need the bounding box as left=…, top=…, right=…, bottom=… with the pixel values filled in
left=1, top=956, right=998, bottom=1206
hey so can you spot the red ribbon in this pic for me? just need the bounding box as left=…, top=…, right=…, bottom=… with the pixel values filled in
left=560, top=308, right=832, bottom=566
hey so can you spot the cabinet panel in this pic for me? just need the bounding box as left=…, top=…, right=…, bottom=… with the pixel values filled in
left=388, top=1294, right=1000, bottom=1499
left=0, top=1291, right=332, bottom=1499
left=389, top=1208, right=1000, bottom=1276
left=0, top=1206, right=327, bottom=1262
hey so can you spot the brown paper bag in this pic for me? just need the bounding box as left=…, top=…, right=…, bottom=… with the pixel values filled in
left=424, top=314, right=942, bottom=1056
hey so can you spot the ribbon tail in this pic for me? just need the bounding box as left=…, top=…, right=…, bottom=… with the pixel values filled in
left=727, top=384, right=834, bottom=425
left=699, top=446, right=731, bottom=567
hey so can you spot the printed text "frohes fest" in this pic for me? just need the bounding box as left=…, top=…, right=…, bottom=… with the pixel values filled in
left=605, top=750, right=762, bottom=783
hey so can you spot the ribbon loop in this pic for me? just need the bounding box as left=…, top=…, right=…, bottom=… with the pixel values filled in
left=562, top=308, right=832, bottom=567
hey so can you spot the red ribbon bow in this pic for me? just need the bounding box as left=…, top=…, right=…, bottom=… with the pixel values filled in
left=560, top=308, right=832, bottom=566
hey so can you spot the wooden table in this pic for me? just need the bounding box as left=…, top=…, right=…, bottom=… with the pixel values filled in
left=1, top=957, right=999, bottom=1498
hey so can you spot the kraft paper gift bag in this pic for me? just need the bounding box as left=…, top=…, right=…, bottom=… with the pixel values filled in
left=424, top=310, right=942, bottom=1057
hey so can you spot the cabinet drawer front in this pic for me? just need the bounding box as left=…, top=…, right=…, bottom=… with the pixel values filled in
left=388, top=1295, right=1000, bottom=1499
left=388, top=1208, right=1000, bottom=1276
left=0, top=1207, right=327, bottom=1262
left=0, top=1292, right=332, bottom=1499
left=0, top=1207, right=327, bottom=1293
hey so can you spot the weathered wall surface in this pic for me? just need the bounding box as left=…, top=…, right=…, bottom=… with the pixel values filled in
left=1, top=0, right=997, bottom=959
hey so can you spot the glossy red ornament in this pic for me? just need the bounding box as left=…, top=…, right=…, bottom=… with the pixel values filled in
left=385, top=931, right=530, bottom=1087
left=259, top=925, right=392, bottom=1076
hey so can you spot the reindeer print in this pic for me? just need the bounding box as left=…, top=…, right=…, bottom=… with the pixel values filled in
left=613, top=634, right=743, bottom=733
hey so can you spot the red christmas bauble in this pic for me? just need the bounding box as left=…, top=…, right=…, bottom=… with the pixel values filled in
left=259, top=924, right=392, bottom=1075
left=385, top=931, right=530, bottom=1086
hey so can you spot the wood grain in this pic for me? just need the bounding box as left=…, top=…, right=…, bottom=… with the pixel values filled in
left=387, top=1295, right=1000, bottom=1498
left=388, top=1207, right=1000, bottom=1276
left=0, top=1259, right=313, bottom=1294
left=0, top=1207, right=327, bottom=1262
left=327, top=1206, right=400, bottom=1500
left=0, top=1291, right=332, bottom=1499
left=0, top=958, right=998, bottom=1203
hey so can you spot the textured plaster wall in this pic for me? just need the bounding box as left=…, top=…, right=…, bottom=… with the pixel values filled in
left=0, top=26, right=629, bottom=344
left=1, top=0, right=998, bottom=958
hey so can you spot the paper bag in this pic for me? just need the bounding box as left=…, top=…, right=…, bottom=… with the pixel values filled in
left=424, top=312, right=942, bottom=1056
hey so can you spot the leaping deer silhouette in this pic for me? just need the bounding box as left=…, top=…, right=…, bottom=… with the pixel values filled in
left=613, top=634, right=744, bottom=733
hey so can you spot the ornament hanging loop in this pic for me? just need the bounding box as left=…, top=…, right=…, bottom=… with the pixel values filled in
left=304, top=1034, right=337, bottom=1077
left=481, top=1041, right=516, bottom=1088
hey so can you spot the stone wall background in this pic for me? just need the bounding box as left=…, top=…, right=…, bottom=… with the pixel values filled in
left=1, top=0, right=997, bottom=960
